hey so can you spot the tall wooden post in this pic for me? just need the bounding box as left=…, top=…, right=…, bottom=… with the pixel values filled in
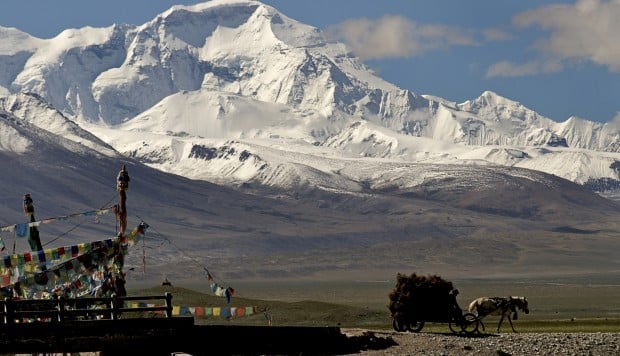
left=116, top=165, right=130, bottom=237
left=165, top=292, right=173, bottom=318
left=23, top=194, right=43, bottom=251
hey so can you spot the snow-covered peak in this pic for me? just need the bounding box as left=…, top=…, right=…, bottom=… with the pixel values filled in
left=0, top=0, right=618, bottom=198
left=458, top=91, right=546, bottom=123
left=0, top=92, right=118, bottom=157
left=0, top=26, right=44, bottom=54
left=465, top=90, right=515, bottom=106
left=21, top=26, right=118, bottom=70
left=144, top=0, right=322, bottom=50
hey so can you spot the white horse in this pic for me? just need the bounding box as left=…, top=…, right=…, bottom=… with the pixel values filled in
left=468, top=296, right=529, bottom=333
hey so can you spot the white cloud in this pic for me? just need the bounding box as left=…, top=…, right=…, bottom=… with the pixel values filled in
left=486, top=59, right=563, bottom=78
left=512, top=0, right=620, bottom=72
left=609, top=111, right=620, bottom=129
left=481, top=28, right=512, bottom=42
left=326, top=15, right=482, bottom=60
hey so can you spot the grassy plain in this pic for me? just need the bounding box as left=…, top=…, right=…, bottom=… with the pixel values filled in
left=129, top=274, right=620, bottom=332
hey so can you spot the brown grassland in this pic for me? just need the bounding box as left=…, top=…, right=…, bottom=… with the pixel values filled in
left=129, top=274, right=620, bottom=333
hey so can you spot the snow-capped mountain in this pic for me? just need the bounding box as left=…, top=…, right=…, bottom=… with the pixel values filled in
left=1, top=101, right=619, bottom=281
left=0, top=0, right=619, bottom=280
left=1, top=0, right=618, bottom=197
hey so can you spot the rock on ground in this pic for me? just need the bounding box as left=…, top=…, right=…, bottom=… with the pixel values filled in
left=342, top=329, right=620, bottom=356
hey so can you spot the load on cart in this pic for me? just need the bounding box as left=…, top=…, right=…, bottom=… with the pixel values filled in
left=388, top=273, right=479, bottom=334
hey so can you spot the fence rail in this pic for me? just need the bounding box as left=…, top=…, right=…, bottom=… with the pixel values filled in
left=0, top=293, right=173, bottom=324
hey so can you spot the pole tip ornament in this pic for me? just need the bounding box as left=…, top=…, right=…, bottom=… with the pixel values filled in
left=117, top=165, right=130, bottom=191
left=23, top=193, right=34, bottom=215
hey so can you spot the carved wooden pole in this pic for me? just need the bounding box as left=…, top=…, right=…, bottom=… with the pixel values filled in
left=116, top=165, right=130, bottom=237
left=23, top=194, right=42, bottom=251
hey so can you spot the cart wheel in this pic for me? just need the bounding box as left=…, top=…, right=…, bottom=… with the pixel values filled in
left=459, top=312, right=479, bottom=335
left=407, top=320, right=424, bottom=332
left=448, top=319, right=459, bottom=334
left=392, top=318, right=407, bottom=332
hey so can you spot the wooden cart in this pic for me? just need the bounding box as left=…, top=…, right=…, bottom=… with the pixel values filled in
left=388, top=273, right=479, bottom=335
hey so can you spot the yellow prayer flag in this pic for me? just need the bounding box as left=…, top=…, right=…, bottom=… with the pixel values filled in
left=213, top=307, right=221, bottom=316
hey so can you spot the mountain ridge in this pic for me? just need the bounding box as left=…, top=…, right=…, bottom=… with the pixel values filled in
left=6, top=0, right=617, bottom=191
left=0, top=0, right=619, bottom=281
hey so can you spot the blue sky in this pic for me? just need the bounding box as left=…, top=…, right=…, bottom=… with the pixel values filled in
left=0, top=0, right=618, bottom=123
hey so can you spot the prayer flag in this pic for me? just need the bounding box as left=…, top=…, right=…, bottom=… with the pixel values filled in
left=180, top=306, right=190, bottom=315
left=16, top=223, right=28, bottom=238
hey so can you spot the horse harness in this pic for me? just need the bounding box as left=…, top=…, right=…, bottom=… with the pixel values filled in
left=490, top=297, right=516, bottom=311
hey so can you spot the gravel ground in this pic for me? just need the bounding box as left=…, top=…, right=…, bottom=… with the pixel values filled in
left=341, top=329, right=620, bottom=356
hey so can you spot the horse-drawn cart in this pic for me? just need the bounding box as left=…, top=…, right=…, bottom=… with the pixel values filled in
left=388, top=273, right=479, bottom=335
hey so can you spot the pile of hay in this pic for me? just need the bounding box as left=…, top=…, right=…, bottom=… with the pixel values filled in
left=388, top=273, right=454, bottom=321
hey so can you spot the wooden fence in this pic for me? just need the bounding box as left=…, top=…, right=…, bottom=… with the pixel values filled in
left=0, top=293, right=173, bottom=324
left=0, top=293, right=361, bottom=355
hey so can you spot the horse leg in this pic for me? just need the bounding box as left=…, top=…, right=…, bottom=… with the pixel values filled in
left=508, top=314, right=517, bottom=332
left=497, top=314, right=505, bottom=333
left=473, top=306, right=486, bottom=332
